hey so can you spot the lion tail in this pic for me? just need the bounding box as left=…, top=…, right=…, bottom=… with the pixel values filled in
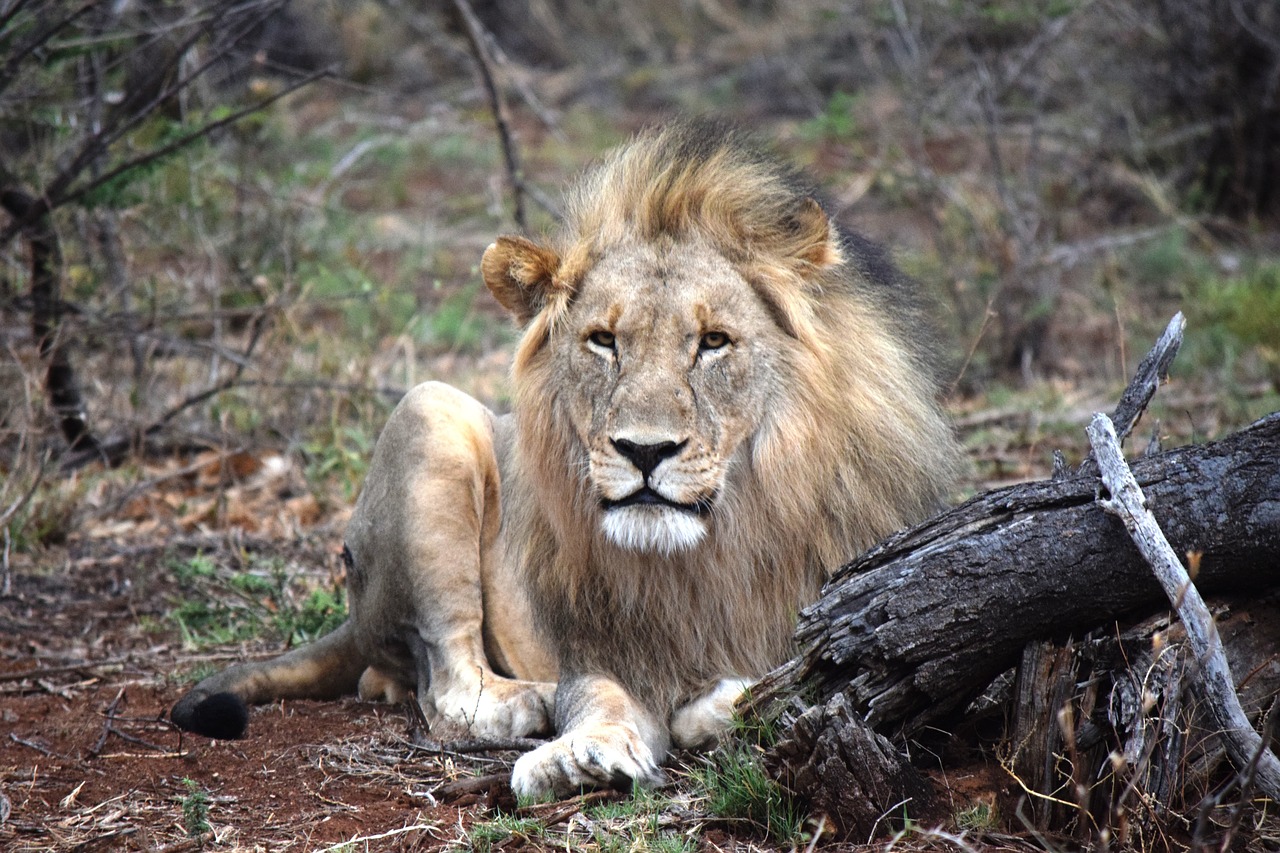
left=170, top=620, right=366, bottom=739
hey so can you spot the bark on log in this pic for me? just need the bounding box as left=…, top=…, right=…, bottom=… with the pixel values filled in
left=747, top=411, right=1280, bottom=740
left=764, top=693, right=935, bottom=841
left=1007, top=597, right=1280, bottom=838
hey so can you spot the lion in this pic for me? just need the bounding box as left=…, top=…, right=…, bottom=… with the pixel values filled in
left=170, top=121, right=962, bottom=799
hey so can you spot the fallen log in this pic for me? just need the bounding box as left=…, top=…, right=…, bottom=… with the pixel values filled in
left=747, top=411, right=1280, bottom=739
left=747, top=314, right=1280, bottom=842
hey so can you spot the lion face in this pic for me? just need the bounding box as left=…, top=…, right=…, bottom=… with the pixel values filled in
left=554, top=240, right=782, bottom=554
left=482, top=123, right=959, bottom=582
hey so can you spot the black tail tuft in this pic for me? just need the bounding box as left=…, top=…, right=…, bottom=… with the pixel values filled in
left=171, top=691, right=250, bottom=740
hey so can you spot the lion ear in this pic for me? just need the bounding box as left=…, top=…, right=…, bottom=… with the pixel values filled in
left=482, top=236, right=563, bottom=326
left=786, top=198, right=842, bottom=272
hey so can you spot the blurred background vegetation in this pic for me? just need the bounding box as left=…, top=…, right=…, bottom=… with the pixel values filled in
left=2, top=0, right=1278, bottom=553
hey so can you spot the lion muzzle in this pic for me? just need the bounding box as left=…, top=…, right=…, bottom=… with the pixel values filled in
left=596, top=440, right=719, bottom=554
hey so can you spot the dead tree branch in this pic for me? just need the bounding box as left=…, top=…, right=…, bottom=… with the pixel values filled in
left=746, top=410, right=1280, bottom=734
left=1087, top=411, right=1280, bottom=800
left=745, top=313, right=1280, bottom=838
left=1088, top=311, right=1184, bottom=464
left=59, top=300, right=276, bottom=471
left=745, top=308, right=1279, bottom=739
left=451, top=0, right=529, bottom=230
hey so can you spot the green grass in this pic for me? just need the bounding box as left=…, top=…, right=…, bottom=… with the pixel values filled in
left=167, top=551, right=346, bottom=652
left=689, top=738, right=805, bottom=845
left=303, top=422, right=375, bottom=504
left=955, top=799, right=999, bottom=831
left=419, top=281, right=504, bottom=354
left=465, top=813, right=546, bottom=852
left=799, top=89, right=864, bottom=142
left=580, top=787, right=699, bottom=853
left=180, top=778, right=211, bottom=837
left=1183, top=259, right=1280, bottom=386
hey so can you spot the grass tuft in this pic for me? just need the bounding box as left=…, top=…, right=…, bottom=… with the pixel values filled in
left=168, top=550, right=346, bottom=652
left=180, top=777, right=211, bottom=837
left=466, top=812, right=545, bottom=852
left=690, top=738, right=805, bottom=844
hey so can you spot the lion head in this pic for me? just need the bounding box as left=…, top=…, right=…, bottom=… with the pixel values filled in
left=481, top=122, right=961, bottom=708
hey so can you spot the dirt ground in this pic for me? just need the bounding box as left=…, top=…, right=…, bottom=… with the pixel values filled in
left=0, top=534, right=472, bottom=851
left=0, top=435, right=1054, bottom=853
left=6, top=532, right=899, bottom=853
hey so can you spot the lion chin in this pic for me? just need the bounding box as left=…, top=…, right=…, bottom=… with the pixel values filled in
left=600, top=505, right=708, bottom=554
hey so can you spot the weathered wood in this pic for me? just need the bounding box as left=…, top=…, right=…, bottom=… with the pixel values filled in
left=1003, top=599, right=1280, bottom=838
left=764, top=693, right=934, bottom=841
left=746, top=412, right=1280, bottom=739
left=1008, top=637, right=1099, bottom=831
left=1090, top=312, right=1183, bottom=462
left=1088, top=412, right=1280, bottom=800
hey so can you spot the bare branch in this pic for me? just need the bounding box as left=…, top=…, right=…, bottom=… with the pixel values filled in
left=0, top=1, right=309, bottom=244
left=450, top=0, right=528, bottom=231
left=59, top=298, right=278, bottom=471
left=1108, top=312, right=1184, bottom=444
left=1077, top=311, right=1184, bottom=474
left=0, top=452, right=48, bottom=530
left=0, top=1, right=94, bottom=98
left=57, top=64, right=330, bottom=214
left=0, top=0, right=36, bottom=36
left=0, top=188, right=102, bottom=454
left=1086, top=412, right=1280, bottom=801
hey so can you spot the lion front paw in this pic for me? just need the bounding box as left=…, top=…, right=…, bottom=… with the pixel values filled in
left=670, top=677, right=752, bottom=750
left=429, top=672, right=555, bottom=739
left=510, top=723, right=665, bottom=800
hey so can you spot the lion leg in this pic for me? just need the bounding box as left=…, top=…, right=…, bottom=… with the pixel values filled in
left=170, top=620, right=366, bottom=739
left=345, top=381, right=555, bottom=739
left=670, top=677, right=753, bottom=750
left=510, top=675, right=668, bottom=800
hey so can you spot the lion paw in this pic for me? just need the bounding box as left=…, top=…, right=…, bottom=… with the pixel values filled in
left=510, top=723, right=665, bottom=800
left=670, top=677, right=751, bottom=750
left=430, top=673, right=555, bottom=739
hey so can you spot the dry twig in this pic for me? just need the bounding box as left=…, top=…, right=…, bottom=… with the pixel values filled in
left=1078, top=312, right=1184, bottom=474
left=450, top=0, right=529, bottom=230
left=89, top=688, right=127, bottom=756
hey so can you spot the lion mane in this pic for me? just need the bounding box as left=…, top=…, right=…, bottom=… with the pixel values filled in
left=499, top=121, right=960, bottom=716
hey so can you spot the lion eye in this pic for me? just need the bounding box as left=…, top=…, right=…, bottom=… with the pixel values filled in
left=588, top=330, right=616, bottom=350
left=699, top=331, right=730, bottom=351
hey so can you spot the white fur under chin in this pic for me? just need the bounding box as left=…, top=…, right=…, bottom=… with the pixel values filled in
left=600, top=506, right=706, bottom=554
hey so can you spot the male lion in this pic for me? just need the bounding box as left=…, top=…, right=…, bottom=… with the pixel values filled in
left=171, top=122, right=962, bottom=799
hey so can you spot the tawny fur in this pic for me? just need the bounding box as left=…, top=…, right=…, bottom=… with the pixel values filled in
left=498, top=122, right=961, bottom=715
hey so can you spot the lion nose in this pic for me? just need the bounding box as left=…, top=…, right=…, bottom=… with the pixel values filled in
left=611, top=438, right=684, bottom=478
